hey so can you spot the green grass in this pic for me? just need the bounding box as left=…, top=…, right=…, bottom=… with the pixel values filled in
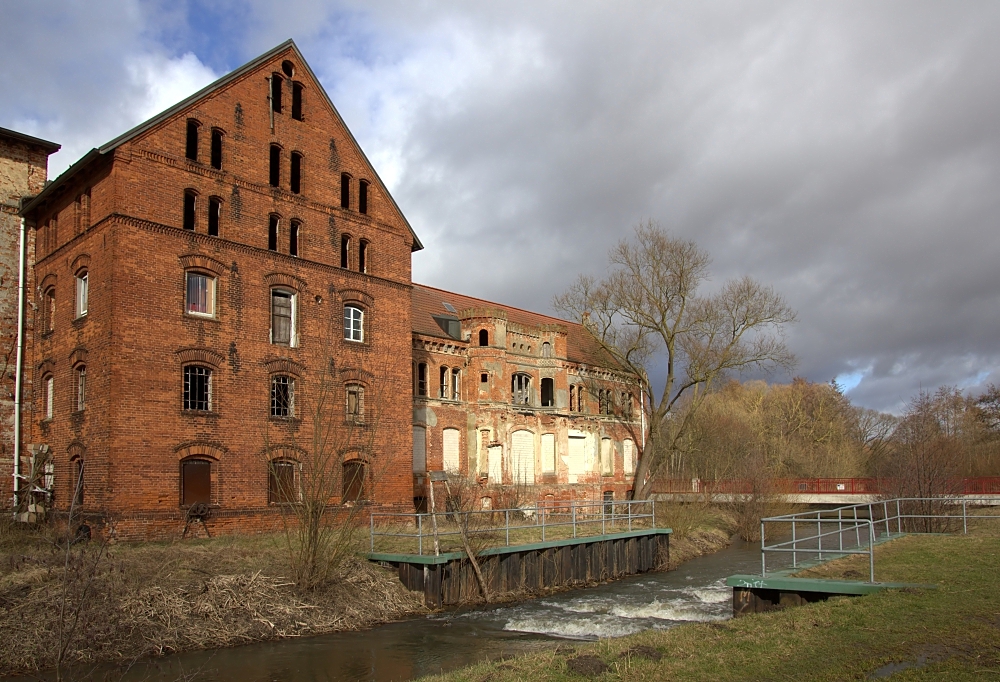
left=419, top=525, right=1000, bottom=681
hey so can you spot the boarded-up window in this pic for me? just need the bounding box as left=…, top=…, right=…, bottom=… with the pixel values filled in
left=541, top=433, right=556, bottom=473
left=623, top=439, right=635, bottom=476
left=71, top=458, right=84, bottom=507
left=443, top=428, right=460, bottom=474
left=182, top=460, right=211, bottom=506
left=488, top=445, right=502, bottom=483
left=343, top=461, right=365, bottom=502
left=601, top=438, right=614, bottom=476
left=412, top=426, right=426, bottom=473
left=479, top=430, right=491, bottom=474
left=567, top=434, right=587, bottom=479
left=346, top=384, right=364, bottom=422
left=511, top=430, right=535, bottom=485
left=269, top=460, right=296, bottom=504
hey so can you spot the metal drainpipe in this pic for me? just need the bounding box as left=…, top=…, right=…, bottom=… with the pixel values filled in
left=12, top=215, right=28, bottom=514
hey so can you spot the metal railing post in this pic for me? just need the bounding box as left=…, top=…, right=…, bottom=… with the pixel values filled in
left=883, top=501, right=890, bottom=537
left=628, top=500, right=633, bottom=531
left=868, top=521, right=875, bottom=583
left=792, top=519, right=797, bottom=568
left=370, top=513, right=375, bottom=553
left=541, top=504, right=546, bottom=541
left=838, top=509, right=843, bottom=554
left=602, top=502, right=607, bottom=535
left=572, top=502, right=577, bottom=538
left=897, top=500, right=902, bottom=535
left=505, top=509, right=510, bottom=547
left=963, top=500, right=968, bottom=534
left=817, top=513, right=823, bottom=562
left=652, top=500, right=656, bottom=528
left=418, top=514, right=423, bottom=556
left=761, top=520, right=767, bottom=577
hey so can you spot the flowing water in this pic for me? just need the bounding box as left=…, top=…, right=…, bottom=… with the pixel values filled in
left=31, top=539, right=769, bottom=682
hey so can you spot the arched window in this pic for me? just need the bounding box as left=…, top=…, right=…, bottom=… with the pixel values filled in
left=289, top=220, right=300, bottom=257
left=208, top=197, right=221, bottom=236
left=210, top=128, right=224, bottom=170
left=270, top=73, right=283, bottom=113
left=290, top=151, right=302, bottom=194
left=270, top=374, right=295, bottom=417
left=183, top=365, right=212, bottom=411
left=416, top=362, right=427, bottom=396
left=75, top=270, right=88, bottom=318
left=269, top=144, right=281, bottom=187
left=359, top=179, right=369, bottom=214
left=542, top=342, right=552, bottom=358
left=343, top=460, right=365, bottom=502
left=358, top=239, right=369, bottom=273
left=340, top=234, right=350, bottom=268
left=74, top=364, right=86, bottom=412
left=186, top=271, right=216, bottom=317
left=183, top=190, right=197, bottom=231
left=340, top=173, right=351, bottom=209
left=43, top=287, right=55, bottom=332
left=569, top=385, right=576, bottom=412
left=346, top=383, right=364, bottom=422
left=71, top=456, right=84, bottom=508
left=268, top=214, right=280, bottom=251
left=42, top=374, right=54, bottom=420
left=451, top=368, right=461, bottom=401
left=439, top=365, right=449, bottom=398
left=271, top=288, right=296, bottom=346
left=540, top=377, right=553, bottom=407
left=269, top=459, right=297, bottom=504
left=511, top=373, right=531, bottom=406
left=343, top=304, right=364, bottom=342
left=478, top=329, right=489, bottom=346
left=181, top=458, right=211, bottom=505
left=292, top=82, right=304, bottom=120
left=185, top=119, right=200, bottom=161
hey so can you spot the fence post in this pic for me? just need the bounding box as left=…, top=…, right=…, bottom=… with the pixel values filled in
left=963, top=500, right=968, bottom=534
left=838, top=509, right=843, bottom=554
left=418, top=514, right=423, bottom=556
left=652, top=500, right=656, bottom=528
left=541, top=503, right=546, bottom=542
left=505, top=509, right=510, bottom=547
left=868, top=521, right=875, bottom=583
left=761, top=520, right=767, bottom=577
left=817, top=513, right=822, bottom=562
left=370, top=513, right=374, bottom=553
left=883, top=501, right=890, bottom=537
left=792, top=519, right=797, bottom=568
left=854, top=506, right=861, bottom=547
left=572, top=502, right=577, bottom=538
left=602, top=501, right=607, bottom=535
left=897, top=500, right=902, bottom=535
left=628, top=500, right=633, bottom=532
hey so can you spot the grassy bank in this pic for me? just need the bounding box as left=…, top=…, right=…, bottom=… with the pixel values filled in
left=421, top=524, right=1000, bottom=681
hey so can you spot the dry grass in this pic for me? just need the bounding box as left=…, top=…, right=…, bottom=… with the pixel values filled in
left=0, top=522, right=424, bottom=677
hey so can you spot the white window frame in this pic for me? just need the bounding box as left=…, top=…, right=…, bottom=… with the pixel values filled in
left=45, top=376, right=54, bottom=420
left=75, top=271, right=88, bottom=318
left=185, top=271, right=216, bottom=317
left=75, top=366, right=86, bottom=412
left=270, top=289, right=297, bottom=347
left=270, top=374, right=296, bottom=418
left=344, top=304, right=364, bottom=342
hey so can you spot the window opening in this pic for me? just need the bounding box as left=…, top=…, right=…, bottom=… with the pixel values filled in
left=541, top=377, right=554, bottom=407
left=359, top=179, right=369, bottom=214
left=75, top=366, right=86, bottom=411
left=182, top=459, right=211, bottom=506
left=290, top=152, right=302, bottom=194
left=478, top=329, right=489, bottom=346
left=358, top=239, right=368, bottom=273
left=44, top=288, right=55, bottom=332
left=271, top=73, right=283, bottom=112
left=72, top=458, right=84, bottom=507
left=569, top=385, right=575, bottom=412
left=186, top=272, right=215, bottom=316
left=270, top=375, right=294, bottom=417
left=269, top=460, right=296, bottom=504
left=44, top=376, right=53, bottom=419
left=603, top=490, right=614, bottom=515
left=511, top=373, right=531, bottom=406
left=183, top=366, right=212, bottom=411
left=208, top=197, right=221, bottom=236
left=439, top=366, right=449, bottom=399
left=417, top=363, right=427, bottom=396
left=75, top=271, right=88, bottom=318
left=281, top=60, right=294, bottom=77
left=542, top=342, right=552, bottom=358
left=346, top=384, right=364, bottom=422
left=343, top=305, right=364, bottom=342
left=271, top=290, right=293, bottom=345
left=289, top=220, right=299, bottom=257
left=269, top=145, right=281, bottom=187
left=343, top=461, right=365, bottom=502
left=292, top=82, right=303, bottom=120
left=480, top=372, right=488, bottom=384
left=210, top=129, right=223, bottom=169
left=451, top=368, right=461, bottom=401
left=340, top=173, right=350, bottom=209
left=183, top=190, right=196, bottom=230
left=268, top=215, right=279, bottom=251
left=185, top=119, right=199, bottom=161
left=340, top=234, right=350, bottom=268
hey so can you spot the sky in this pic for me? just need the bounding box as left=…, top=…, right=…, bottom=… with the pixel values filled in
left=3, top=1, right=1000, bottom=413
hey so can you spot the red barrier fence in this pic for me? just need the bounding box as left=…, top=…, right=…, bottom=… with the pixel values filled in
left=653, top=477, right=1000, bottom=496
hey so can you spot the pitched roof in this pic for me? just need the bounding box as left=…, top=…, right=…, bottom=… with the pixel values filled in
left=19, top=40, right=422, bottom=250
left=412, top=283, right=620, bottom=369
left=0, top=126, right=60, bottom=154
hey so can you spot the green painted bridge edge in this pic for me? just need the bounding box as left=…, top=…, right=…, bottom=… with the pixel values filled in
left=725, top=574, right=937, bottom=595
left=366, top=527, right=673, bottom=565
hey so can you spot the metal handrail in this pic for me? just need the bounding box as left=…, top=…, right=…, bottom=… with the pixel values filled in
left=369, top=499, right=657, bottom=556
left=759, top=496, right=1000, bottom=583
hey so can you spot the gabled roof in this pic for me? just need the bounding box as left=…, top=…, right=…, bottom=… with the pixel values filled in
left=0, top=126, right=60, bottom=154
left=412, top=283, right=621, bottom=369
left=20, top=40, right=422, bottom=250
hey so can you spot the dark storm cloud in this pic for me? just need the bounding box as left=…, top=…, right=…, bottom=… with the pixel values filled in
left=4, top=1, right=999, bottom=412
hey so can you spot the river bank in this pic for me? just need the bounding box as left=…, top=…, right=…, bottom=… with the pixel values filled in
left=420, top=525, right=1000, bottom=681
left=0, top=504, right=734, bottom=678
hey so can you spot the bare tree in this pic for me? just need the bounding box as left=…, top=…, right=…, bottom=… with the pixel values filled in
left=554, top=221, right=796, bottom=499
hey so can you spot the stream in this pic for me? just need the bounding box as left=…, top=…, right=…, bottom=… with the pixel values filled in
left=36, top=538, right=772, bottom=681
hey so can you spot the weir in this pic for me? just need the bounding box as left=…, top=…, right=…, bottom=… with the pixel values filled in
left=368, top=528, right=672, bottom=607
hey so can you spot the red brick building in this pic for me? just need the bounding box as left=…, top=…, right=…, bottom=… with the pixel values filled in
left=411, top=284, right=642, bottom=512
left=8, top=41, right=642, bottom=537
